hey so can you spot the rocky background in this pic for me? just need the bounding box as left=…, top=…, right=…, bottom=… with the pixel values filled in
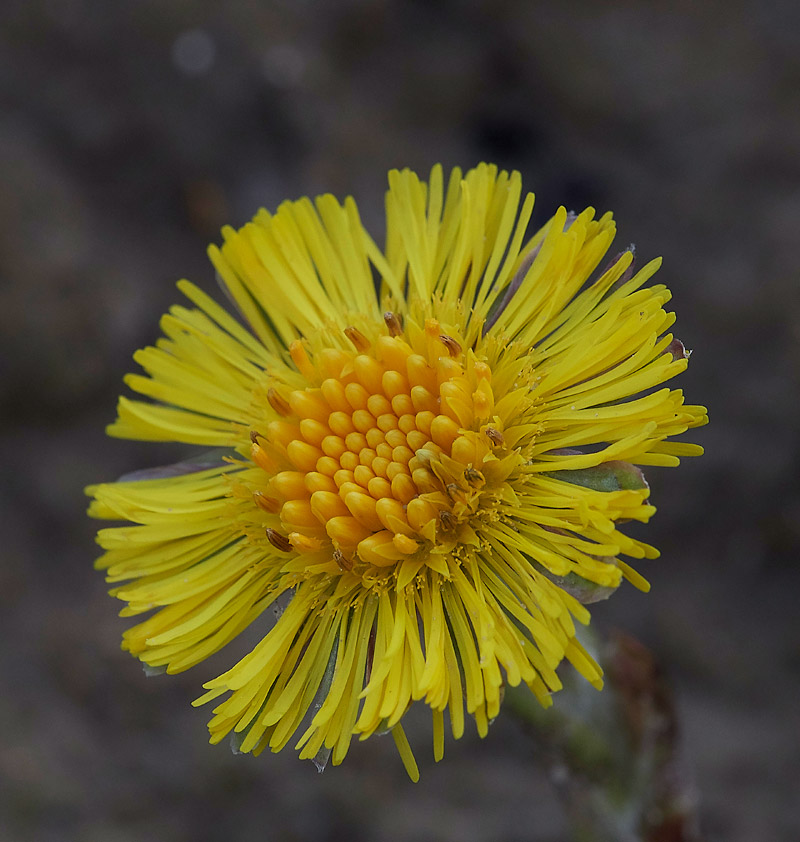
left=1, top=1, right=798, bottom=840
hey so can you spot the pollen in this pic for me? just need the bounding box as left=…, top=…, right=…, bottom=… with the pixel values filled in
left=253, top=320, right=505, bottom=574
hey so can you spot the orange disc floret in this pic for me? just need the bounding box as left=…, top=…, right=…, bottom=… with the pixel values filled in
left=251, top=315, right=510, bottom=575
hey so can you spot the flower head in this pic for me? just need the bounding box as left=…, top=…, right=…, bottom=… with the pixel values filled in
left=88, top=164, right=707, bottom=779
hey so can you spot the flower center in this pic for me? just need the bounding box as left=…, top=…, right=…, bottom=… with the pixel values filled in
left=250, top=315, right=509, bottom=572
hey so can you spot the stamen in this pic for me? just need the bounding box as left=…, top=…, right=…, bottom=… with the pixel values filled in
left=383, top=311, right=403, bottom=336
left=439, top=510, right=456, bottom=532
left=251, top=443, right=278, bottom=473
left=250, top=311, right=504, bottom=578
left=333, top=547, right=352, bottom=571
left=439, top=334, right=462, bottom=357
left=464, top=467, right=485, bottom=488
left=289, top=340, right=316, bottom=381
left=344, top=326, right=371, bottom=352
left=253, top=490, right=281, bottom=513
left=267, top=388, right=292, bottom=416
left=266, top=528, right=292, bottom=552
left=485, top=427, right=505, bottom=447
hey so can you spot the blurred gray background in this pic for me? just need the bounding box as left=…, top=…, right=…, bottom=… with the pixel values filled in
left=1, top=1, right=798, bottom=840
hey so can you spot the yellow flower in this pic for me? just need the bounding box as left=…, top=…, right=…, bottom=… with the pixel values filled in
left=87, top=164, right=707, bottom=780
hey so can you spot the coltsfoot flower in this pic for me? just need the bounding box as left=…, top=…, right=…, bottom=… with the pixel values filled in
left=87, top=164, right=707, bottom=779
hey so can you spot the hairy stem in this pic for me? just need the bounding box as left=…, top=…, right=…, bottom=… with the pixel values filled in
left=505, top=630, right=703, bottom=842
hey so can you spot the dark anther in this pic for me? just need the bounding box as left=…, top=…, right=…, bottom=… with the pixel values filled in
left=344, top=326, right=371, bottom=351
left=266, top=528, right=292, bottom=553
left=439, top=510, right=456, bottom=531
left=485, top=427, right=505, bottom=447
left=464, top=467, right=485, bottom=488
left=383, top=312, right=403, bottom=336
left=333, top=547, right=353, bottom=571
left=249, top=430, right=260, bottom=444
left=267, top=388, right=292, bottom=416
left=439, top=334, right=462, bottom=357
left=253, top=490, right=280, bottom=513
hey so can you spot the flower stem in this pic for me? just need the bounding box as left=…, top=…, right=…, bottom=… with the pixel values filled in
left=505, top=630, right=703, bottom=842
